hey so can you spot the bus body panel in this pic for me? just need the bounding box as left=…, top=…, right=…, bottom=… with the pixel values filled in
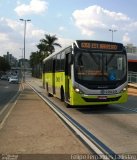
left=45, top=72, right=54, bottom=95
left=54, top=72, right=65, bottom=98
left=44, top=71, right=128, bottom=106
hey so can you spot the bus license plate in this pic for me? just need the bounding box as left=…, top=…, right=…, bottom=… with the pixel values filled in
left=98, top=96, right=107, bottom=100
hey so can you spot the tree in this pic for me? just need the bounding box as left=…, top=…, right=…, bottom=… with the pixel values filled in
left=36, top=43, right=48, bottom=61
left=30, top=34, right=62, bottom=78
left=30, top=51, right=40, bottom=77
left=40, top=34, right=62, bottom=55
left=0, top=56, right=10, bottom=71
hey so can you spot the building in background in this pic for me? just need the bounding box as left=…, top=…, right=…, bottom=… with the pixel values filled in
left=127, top=53, right=137, bottom=72
left=125, top=44, right=137, bottom=53
left=3, top=52, right=18, bottom=68
left=124, top=44, right=137, bottom=72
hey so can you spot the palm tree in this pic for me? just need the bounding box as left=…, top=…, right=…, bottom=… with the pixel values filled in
left=30, top=34, right=62, bottom=78
left=36, top=43, right=48, bottom=60
left=40, top=34, right=62, bottom=55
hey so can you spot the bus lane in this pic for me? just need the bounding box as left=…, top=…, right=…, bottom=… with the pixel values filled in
left=29, top=79, right=137, bottom=155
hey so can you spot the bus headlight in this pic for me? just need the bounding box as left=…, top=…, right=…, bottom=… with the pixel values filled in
left=75, top=88, right=80, bottom=93
left=120, top=87, right=127, bottom=93
left=74, top=87, right=84, bottom=94
left=123, top=87, right=127, bottom=91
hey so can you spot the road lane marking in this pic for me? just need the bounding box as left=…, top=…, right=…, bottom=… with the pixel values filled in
left=0, top=83, right=22, bottom=129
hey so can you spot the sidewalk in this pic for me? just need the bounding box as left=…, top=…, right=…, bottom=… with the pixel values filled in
left=128, top=83, right=137, bottom=88
left=0, top=83, right=88, bottom=155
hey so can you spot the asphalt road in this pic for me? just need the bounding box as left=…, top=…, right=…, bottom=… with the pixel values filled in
left=0, top=80, right=19, bottom=111
left=29, top=79, right=137, bottom=154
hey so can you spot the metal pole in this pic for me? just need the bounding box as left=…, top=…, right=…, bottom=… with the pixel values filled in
left=20, top=48, right=24, bottom=82
left=23, top=20, right=26, bottom=82
left=112, top=30, right=113, bottom=42
left=19, top=19, right=31, bottom=82
left=109, top=29, right=117, bottom=42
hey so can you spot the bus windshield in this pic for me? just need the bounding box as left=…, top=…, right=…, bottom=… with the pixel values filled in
left=74, top=50, right=127, bottom=85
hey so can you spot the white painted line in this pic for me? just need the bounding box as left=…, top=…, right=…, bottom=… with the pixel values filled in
left=0, top=100, right=17, bottom=130
left=0, top=83, right=22, bottom=129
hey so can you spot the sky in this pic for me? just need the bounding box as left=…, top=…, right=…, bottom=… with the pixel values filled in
left=0, top=0, right=137, bottom=59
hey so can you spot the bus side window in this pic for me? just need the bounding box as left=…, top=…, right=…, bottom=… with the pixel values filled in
left=53, top=56, right=56, bottom=73
left=43, top=63, right=45, bottom=73
left=60, top=52, right=65, bottom=71
left=55, top=53, right=61, bottom=72
left=65, top=53, right=71, bottom=77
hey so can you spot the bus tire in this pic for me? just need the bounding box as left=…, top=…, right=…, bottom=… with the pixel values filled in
left=47, top=92, right=52, bottom=97
left=65, top=104, right=72, bottom=108
left=46, top=83, right=52, bottom=97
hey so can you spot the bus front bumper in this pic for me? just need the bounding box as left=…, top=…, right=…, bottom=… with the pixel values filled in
left=70, top=91, right=128, bottom=106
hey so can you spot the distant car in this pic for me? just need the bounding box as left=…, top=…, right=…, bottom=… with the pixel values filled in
left=9, top=76, right=19, bottom=84
left=1, top=75, right=8, bottom=80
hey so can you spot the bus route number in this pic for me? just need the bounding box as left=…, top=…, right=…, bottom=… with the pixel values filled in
left=81, top=42, right=118, bottom=50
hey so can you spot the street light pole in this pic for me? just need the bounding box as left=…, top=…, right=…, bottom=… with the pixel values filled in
left=20, top=48, right=24, bottom=59
left=109, top=29, right=117, bottom=42
left=20, top=48, right=24, bottom=81
left=19, top=19, right=31, bottom=82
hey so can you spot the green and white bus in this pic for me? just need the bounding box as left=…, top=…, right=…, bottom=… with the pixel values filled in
left=42, top=40, right=128, bottom=106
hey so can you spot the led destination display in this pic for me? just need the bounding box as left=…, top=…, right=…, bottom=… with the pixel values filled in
left=76, top=40, right=123, bottom=51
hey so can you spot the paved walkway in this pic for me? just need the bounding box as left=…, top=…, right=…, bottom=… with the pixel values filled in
left=0, top=83, right=89, bottom=158
left=128, top=83, right=137, bottom=88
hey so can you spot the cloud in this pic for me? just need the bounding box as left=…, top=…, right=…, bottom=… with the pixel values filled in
left=0, top=17, right=46, bottom=58
left=0, top=17, right=72, bottom=59
left=72, top=5, right=137, bottom=36
left=0, top=17, right=19, bottom=43
left=55, top=37, right=73, bottom=52
left=0, top=33, right=9, bottom=41
left=14, top=0, right=48, bottom=16
left=59, top=26, right=66, bottom=31
left=0, top=18, right=12, bottom=34
left=123, top=33, right=131, bottom=44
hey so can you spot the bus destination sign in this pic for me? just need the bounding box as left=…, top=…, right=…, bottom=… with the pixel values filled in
left=80, top=42, right=119, bottom=51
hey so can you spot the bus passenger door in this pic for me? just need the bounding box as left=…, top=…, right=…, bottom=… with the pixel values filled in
left=65, top=53, right=71, bottom=102
left=42, top=63, right=45, bottom=89
left=52, top=58, right=55, bottom=94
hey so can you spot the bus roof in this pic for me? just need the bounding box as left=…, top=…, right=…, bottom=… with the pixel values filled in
left=43, top=40, right=125, bottom=63
left=43, top=45, right=71, bottom=63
